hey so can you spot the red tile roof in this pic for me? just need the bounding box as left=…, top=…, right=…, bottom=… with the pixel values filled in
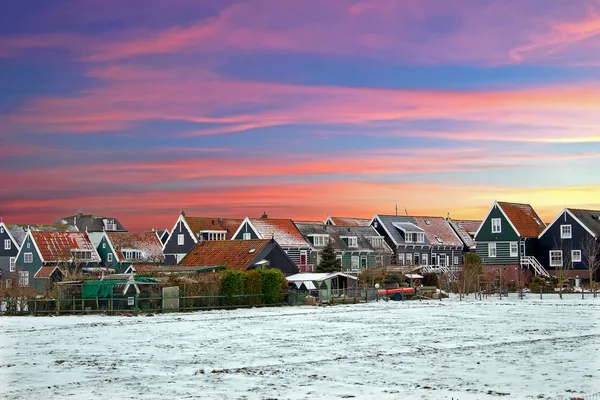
left=185, top=216, right=243, bottom=239
left=106, top=232, right=164, bottom=262
left=179, top=239, right=270, bottom=270
left=412, top=216, right=463, bottom=247
left=248, top=218, right=308, bottom=248
left=34, top=266, right=63, bottom=279
left=329, top=217, right=371, bottom=226
left=498, top=202, right=546, bottom=237
left=31, top=231, right=100, bottom=263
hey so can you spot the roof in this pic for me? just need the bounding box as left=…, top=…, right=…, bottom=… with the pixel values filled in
left=54, top=213, right=126, bottom=232
left=179, top=239, right=271, bottom=270
left=30, top=231, right=100, bottom=263
left=448, top=219, right=481, bottom=249
left=34, top=266, right=63, bottom=279
left=295, top=223, right=390, bottom=253
left=373, top=215, right=432, bottom=246
left=286, top=272, right=358, bottom=282
left=392, top=222, right=425, bottom=233
left=327, top=216, right=371, bottom=226
left=411, top=217, right=463, bottom=247
left=105, top=232, right=164, bottom=263
left=184, top=216, right=243, bottom=240
left=6, top=224, right=78, bottom=247
left=566, top=209, right=600, bottom=237
left=247, top=218, right=309, bottom=248
left=293, top=220, right=324, bottom=225
left=497, top=202, right=546, bottom=237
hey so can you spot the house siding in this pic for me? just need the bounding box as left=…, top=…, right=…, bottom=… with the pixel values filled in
left=15, top=236, right=43, bottom=289
left=0, top=227, right=19, bottom=277
left=249, top=242, right=299, bottom=276
left=475, top=207, right=519, bottom=243
left=232, top=222, right=259, bottom=240
left=163, top=220, right=197, bottom=265
left=538, top=211, right=594, bottom=271
left=476, top=242, right=520, bottom=265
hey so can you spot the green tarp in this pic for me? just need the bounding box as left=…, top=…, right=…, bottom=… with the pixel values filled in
left=81, top=278, right=157, bottom=299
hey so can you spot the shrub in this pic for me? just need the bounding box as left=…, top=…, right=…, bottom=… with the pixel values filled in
left=244, top=270, right=263, bottom=307
left=421, top=272, right=439, bottom=287
left=260, top=269, right=286, bottom=304
left=529, top=276, right=554, bottom=293
left=220, top=270, right=245, bottom=307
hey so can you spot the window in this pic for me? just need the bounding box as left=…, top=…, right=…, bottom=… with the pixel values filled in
left=560, top=225, right=572, bottom=239
left=422, top=254, right=428, bottom=266
left=312, top=235, right=328, bottom=246
left=242, top=232, right=252, bottom=240
left=102, top=243, right=106, bottom=249
left=351, top=256, right=359, bottom=269
left=18, top=271, right=29, bottom=287
left=368, top=237, right=384, bottom=248
left=398, top=253, right=405, bottom=265
left=416, top=233, right=425, bottom=243
left=177, top=234, right=184, bottom=245
left=488, top=243, right=497, bottom=258
left=405, top=253, right=413, bottom=264
left=24, top=252, right=33, bottom=263
left=454, top=256, right=459, bottom=265
left=550, top=250, right=563, bottom=267
left=336, top=255, right=343, bottom=265
left=491, top=218, right=501, bottom=233
left=347, top=237, right=358, bottom=247
left=361, top=256, right=367, bottom=268
left=107, top=253, right=113, bottom=262
left=27, top=242, right=31, bottom=249
left=9, top=257, right=16, bottom=272
left=572, top=250, right=582, bottom=263
left=405, top=232, right=413, bottom=243
left=509, top=242, right=518, bottom=257
left=4, top=239, right=11, bottom=250
left=0, top=227, right=3, bottom=233
left=431, top=253, right=436, bottom=265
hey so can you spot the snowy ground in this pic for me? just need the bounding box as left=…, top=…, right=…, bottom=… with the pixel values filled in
left=1, top=294, right=599, bottom=400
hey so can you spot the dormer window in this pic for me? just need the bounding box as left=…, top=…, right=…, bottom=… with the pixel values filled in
left=103, top=219, right=118, bottom=231
left=243, top=232, right=252, bottom=240
left=346, top=237, right=358, bottom=247
left=123, top=250, right=142, bottom=260
left=405, top=232, right=413, bottom=243
left=71, top=250, right=93, bottom=261
left=367, top=237, right=384, bottom=248
left=406, top=232, right=425, bottom=243
left=310, top=235, right=329, bottom=246
left=560, top=225, right=572, bottom=239
left=435, top=235, right=443, bottom=244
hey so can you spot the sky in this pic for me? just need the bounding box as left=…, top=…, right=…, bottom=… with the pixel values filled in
left=2, top=0, right=600, bottom=232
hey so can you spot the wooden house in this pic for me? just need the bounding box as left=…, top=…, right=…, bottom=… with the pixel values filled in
left=411, top=216, right=464, bottom=275
left=96, top=231, right=165, bottom=273
left=178, top=238, right=299, bottom=276
left=55, top=212, right=127, bottom=232
left=231, top=215, right=310, bottom=269
left=325, top=216, right=371, bottom=226
left=14, top=231, right=101, bottom=292
left=447, top=218, right=480, bottom=255
left=162, top=212, right=242, bottom=265
left=370, top=215, right=431, bottom=267
left=538, top=208, right=600, bottom=280
left=474, top=201, right=547, bottom=282
left=295, top=223, right=392, bottom=272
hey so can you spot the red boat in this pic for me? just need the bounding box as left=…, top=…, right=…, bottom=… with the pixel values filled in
left=377, top=287, right=415, bottom=296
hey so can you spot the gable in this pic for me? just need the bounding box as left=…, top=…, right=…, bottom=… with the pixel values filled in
left=163, top=216, right=197, bottom=254
left=475, top=203, right=519, bottom=242
left=0, top=224, right=19, bottom=256
left=232, top=221, right=260, bottom=240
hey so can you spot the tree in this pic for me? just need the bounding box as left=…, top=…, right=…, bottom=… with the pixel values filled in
left=581, top=236, right=600, bottom=297
left=316, top=240, right=341, bottom=273
left=551, top=240, right=573, bottom=300
left=459, top=253, right=482, bottom=298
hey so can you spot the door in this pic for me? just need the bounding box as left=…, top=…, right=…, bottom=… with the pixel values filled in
left=520, top=240, right=526, bottom=257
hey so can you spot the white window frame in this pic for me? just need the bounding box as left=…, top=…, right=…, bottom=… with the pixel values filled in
left=509, top=242, right=518, bottom=257
left=572, top=250, right=582, bottom=263
left=107, top=253, right=113, bottom=262
left=488, top=243, right=497, bottom=258
left=491, top=218, right=501, bottom=234
left=27, top=242, right=31, bottom=249
left=351, top=255, right=359, bottom=269
left=177, top=234, right=184, bottom=245
left=242, top=232, right=252, bottom=240
left=347, top=237, right=358, bottom=247
left=431, top=253, right=437, bottom=265
left=454, top=256, right=459, bottom=265
left=422, top=254, right=428, bottom=266
left=405, top=253, right=413, bottom=264
left=9, top=257, right=16, bottom=272
left=336, top=254, right=343, bottom=265
left=4, top=239, right=11, bottom=250
left=102, top=243, right=106, bottom=249
left=416, top=233, right=425, bottom=243
left=24, top=252, right=33, bottom=263
left=398, top=253, right=405, bottom=265
left=19, top=271, right=29, bottom=287
left=549, top=250, right=563, bottom=267
left=405, top=232, right=413, bottom=243
left=560, top=225, right=572, bottom=239
left=312, top=235, right=328, bottom=246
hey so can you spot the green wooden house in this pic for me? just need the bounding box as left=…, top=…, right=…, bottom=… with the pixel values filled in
left=96, top=232, right=165, bottom=273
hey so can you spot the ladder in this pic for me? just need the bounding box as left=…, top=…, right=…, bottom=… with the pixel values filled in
left=520, top=256, right=550, bottom=277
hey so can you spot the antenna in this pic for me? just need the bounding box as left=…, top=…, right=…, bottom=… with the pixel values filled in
left=405, top=208, right=408, bottom=216
left=395, top=204, right=398, bottom=216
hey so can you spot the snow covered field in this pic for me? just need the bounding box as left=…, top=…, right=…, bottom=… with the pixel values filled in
left=1, top=294, right=599, bottom=400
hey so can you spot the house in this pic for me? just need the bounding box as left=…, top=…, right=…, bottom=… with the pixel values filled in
left=538, top=208, right=600, bottom=280
left=162, top=212, right=243, bottom=265
left=14, top=231, right=101, bottom=292
left=55, top=211, right=127, bottom=232
left=231, top=215, right=310, bottom=269
left=474, top=201, right=547, bottom=282
left=370, top=215, right=431, bottom=267
left=447, top=218, right=481, bottom=254
left=96, top=232, right=165, bottom=273
left=411, top=216, right=464, bottom=275
left=0, top=223, right=77, bottom=282
left=325, top=216, right=371, bottom=226
left=178, top=238, right=299, bottom=276
left=286, top=272, right=358, bottom=302
left=155, top=229, right=170, bottom=246
left=295, top=223, right=392, bottom=272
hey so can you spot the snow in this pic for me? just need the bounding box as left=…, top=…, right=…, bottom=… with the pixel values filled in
left=1, top=294, right=600, bottom=399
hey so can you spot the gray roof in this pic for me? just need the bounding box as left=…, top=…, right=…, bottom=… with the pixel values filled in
left=373, top=215, right=432, bottom=247
left=6, top=224, right=78, bottom=247
left=54, top=213, right=127, bottom=232
left=447, top=219, right=481, bottom=249
left=295, top=224, right=391, bottom=253
left=568, top=209, right=600, bottom=236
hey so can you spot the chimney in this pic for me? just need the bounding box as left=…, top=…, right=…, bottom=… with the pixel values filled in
left=212, top=219, right=215, bottom=225
left=261, top=211, right=268, bottom=219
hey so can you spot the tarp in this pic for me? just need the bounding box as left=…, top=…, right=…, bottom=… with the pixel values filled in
left=81, top=277, right=157, bottom=299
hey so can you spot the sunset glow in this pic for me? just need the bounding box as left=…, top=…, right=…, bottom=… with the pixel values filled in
left=2, top=0, right=600, bottom=231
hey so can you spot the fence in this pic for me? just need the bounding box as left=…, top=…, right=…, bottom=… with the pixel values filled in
left=0, top=293, right=291, bottom=315
left=566, top=392, right=600, bottom=400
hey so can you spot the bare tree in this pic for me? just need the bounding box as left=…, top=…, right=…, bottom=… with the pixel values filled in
left=551, top=240, right=573, bottom=300
left=581, top=236, right=600, bottom=298
left=458, top=253, right=482, bottom=299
